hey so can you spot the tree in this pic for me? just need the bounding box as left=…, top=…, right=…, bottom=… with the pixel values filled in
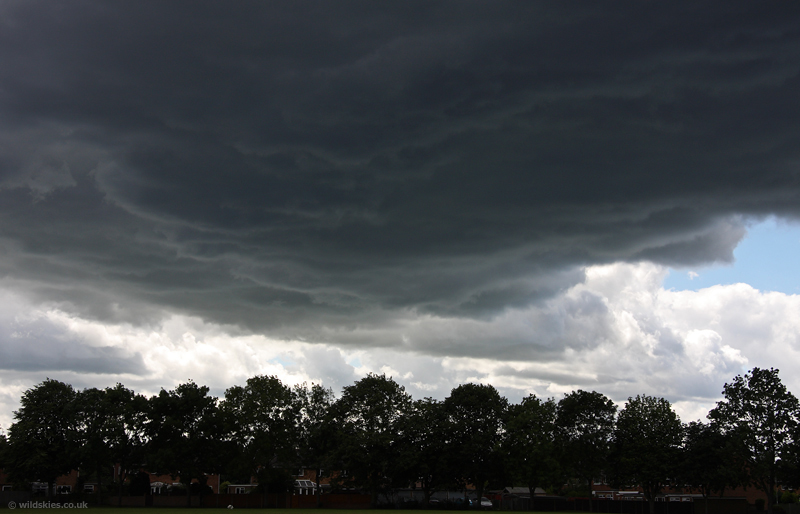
left=221, top=375, right=296, bottom=493
left=292, top=382, right=336, bottom=506
left=146, top=381, right=226, bottom=506
left=395, top=397, right=450, bottom=506
left=556, top=389, right=616, bottom=506
left=0, top=426, right=8, bottom=471
left=102, top=384, right=149, bottom=505
left=328, top=373, right=412, bottom=507
left=4, top=379, right=80, bottom=497
left=708, top=368, right=800, bottom=514
left=504, top=395, right=560, bottom=507
left=681, top=421, right=742, bottom=514
left=444, top=383, right=508, bottom=506
left=779, top=427, right=800, bottom=496
left=612, top=395, right=683, bottom=514
left=74, top=387, right=114, bottom=502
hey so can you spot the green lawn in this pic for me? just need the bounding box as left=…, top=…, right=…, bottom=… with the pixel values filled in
left=3, top=509, right=591, bottom=514
left=0, top=505, right=589, bottom=514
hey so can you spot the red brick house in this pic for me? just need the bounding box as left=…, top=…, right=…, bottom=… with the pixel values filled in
left=590, top=478, right=768, bottom=504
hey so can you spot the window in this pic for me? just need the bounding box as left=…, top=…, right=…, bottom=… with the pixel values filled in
left=83, top=485, right=95, bottom=493
left=235, top=487, right=246, bottom=495
left=294, top=480, right=315, bottom=496
left=56, top=485, right=72, bottom=494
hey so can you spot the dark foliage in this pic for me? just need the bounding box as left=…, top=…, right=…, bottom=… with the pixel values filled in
left=2, top=366, right=799, bottom=511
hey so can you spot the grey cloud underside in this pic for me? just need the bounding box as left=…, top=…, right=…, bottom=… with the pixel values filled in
left=0, top=309, right=145, bottom=375
left=1, top=1, right=799, bottom=356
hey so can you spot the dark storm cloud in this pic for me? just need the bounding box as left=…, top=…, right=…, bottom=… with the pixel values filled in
left=1, top=1, right=799, bottom=356
left=0, top=303, right=145, bottom=374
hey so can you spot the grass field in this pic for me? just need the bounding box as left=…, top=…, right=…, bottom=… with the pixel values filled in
left=2, top=509, right=590, bottom=514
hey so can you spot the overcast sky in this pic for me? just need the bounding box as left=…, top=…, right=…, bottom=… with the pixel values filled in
left=2, top=1, right=800, bottom=429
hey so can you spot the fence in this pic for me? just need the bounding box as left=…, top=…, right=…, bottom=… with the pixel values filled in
left=0, top=491, right=755, bottom=512
left=0, top=491, right=32, bottom=505
left=201, top=493, right=372, bottom=509
left=500, top=496, right=748, bottom=514
left=99, top=492, right=372, bottom=508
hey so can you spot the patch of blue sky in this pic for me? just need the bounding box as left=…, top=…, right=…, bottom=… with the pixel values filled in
left=270, top=355, right=295, bottom=367
left=663, top=217, right=800, bottom=295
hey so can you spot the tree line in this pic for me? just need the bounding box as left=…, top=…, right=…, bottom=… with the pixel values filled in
left=1, top=368, right=799, bottom=514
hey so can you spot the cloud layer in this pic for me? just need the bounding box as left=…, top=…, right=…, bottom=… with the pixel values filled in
left=3, top=262, right=799, bottom=430
left=0, top=2, right=799, bottom=424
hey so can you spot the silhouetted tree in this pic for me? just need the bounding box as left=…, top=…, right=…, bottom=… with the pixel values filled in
left=292, top=382, right=336, bottom=506
left=0, top=427, right=8, bottom=473
left=75, top=387, right=113, bottom=502
left=395, top=397, right=450, bottom=506
left=612, top=395, right=683, bottom=514
left=445, top=383, right=508, bottom=506
left=556, top=389, right=616, bottom=507
left=505, top=395, right=560, bottom=507
left=329, top=373, right=412, bottom=507
left=146, top=381, right=225, bottom=506
left=102, top=384, right=149, bottom=505
left=681, top=421, right=742, bottom=514
left=221, top=375, right=296, bottom=492
left=708, top=368, right=800, bottom=514
left=5, top=379, right=80, bottom=497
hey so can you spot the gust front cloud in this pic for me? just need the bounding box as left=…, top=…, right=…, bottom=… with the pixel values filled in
left=0, top=292, right=145, bottom=375
left=0, top=1, right=798, bottom=358
left=4, top=261, right=798, bottom=432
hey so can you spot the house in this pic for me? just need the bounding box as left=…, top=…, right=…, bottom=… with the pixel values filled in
left=0, top=469, right=11, bottom=492
left=225, top=483, right=258, bottom=495
left=143, top=471, right=221, bottom=494
left=0, top=466, right=222, bottom=497
left=0, top=469, right=95, bottom=496
left=292, top=467, right=340, bottom=495
left=589, top=478, right=766, bottom=505
left=501, top=486, right=546, bottom=496
left=223, top=467, right=336, bottom=496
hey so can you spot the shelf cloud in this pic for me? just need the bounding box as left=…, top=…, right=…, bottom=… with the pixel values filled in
left=0, top=1, right=799, bottom=423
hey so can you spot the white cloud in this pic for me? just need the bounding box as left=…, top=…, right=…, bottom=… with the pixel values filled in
left=1, top=260, right=799, bottom=428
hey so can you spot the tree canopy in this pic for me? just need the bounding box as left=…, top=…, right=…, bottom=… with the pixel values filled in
left=5, top=379, right=79, bottom=496
left=556, top=389, right=616, bottom=500
left=292, top=382, right=336, bottom=506
left=709, top=367, right=800, bottom=514
left=5, top=367, right=800, bottom=511
left=681, top=420, right=741, bottom=514
left=146, top=381, right=225, bottom=504
left=328, top=373, right=412, bottom=507
left=444, top=383, right=508, bottom=505
left=613, top=395, right=683, bottom=514
left=221, top=375, right=296, bottom=491
left=395, top=397, right=450, bottom=506
left=504, top=395, right=560, bottom=500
